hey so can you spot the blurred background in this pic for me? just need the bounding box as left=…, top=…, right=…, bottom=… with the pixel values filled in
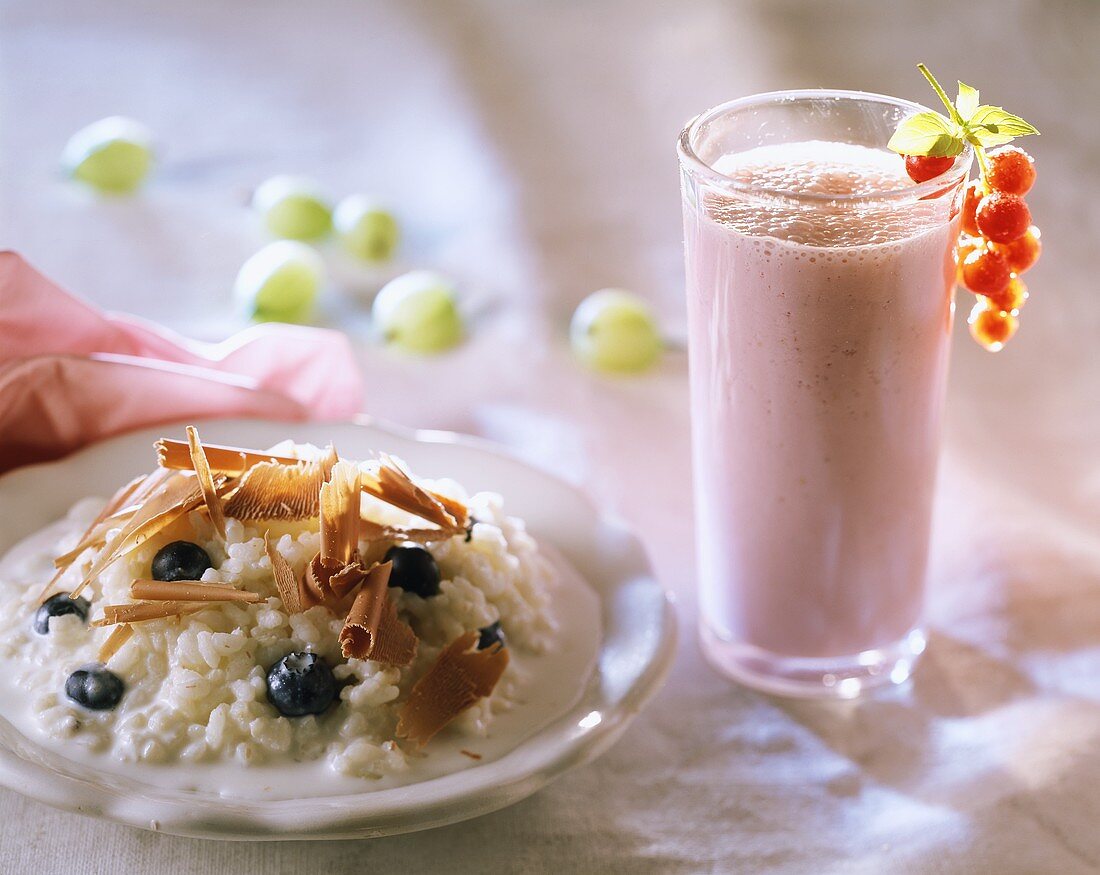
left=2, top=1, right=1099, bottom=872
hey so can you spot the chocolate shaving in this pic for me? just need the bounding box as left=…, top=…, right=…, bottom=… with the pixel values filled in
left=265, top=533, right=302, bottom=614
left=359, top=518, right=460, bottom=546
left=328, top=561, right=368, bottom=600
left=222, top=455, right=334, bottom=521
left=299, top=559, right=328, bottom=608
left=157, top=439, right=299, bottom=476
left=433, top=492, right=471, bottom=532
left=51, top=475, right=147, bottom=572
left=72, top=469, right=214, bottom=599
left=320, top=461, right=361, bottom=567
left=296, top=459, right=372, bottom=611
left=339, top=562, right=417, bottom=666
left=129, top=579, right=261, bottom=603
left=37, top=567, right=70, bottom=604
left=396, top=630, right=509, bottom=747
left=92, top=601, right=207, bottom=626
left=302, top=555, right=368, bottom=609
left=97, top=624, right=134, bottom=663
left=362, top=456, right=468, bottom=534
left=51, top=507, right=135, bottom=572
left=356, top=456, right=470, bottom=551
left=186, top=427, right=227, bottom=540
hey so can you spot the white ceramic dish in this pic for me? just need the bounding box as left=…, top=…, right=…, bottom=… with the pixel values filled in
left=0, top=418, right=675, bottom=840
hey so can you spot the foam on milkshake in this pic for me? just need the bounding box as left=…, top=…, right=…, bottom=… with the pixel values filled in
left=705, top=141, right=946, bottom=247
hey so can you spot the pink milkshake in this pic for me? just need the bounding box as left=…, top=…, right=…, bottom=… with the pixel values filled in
left=678, top=93, right=971, bottom=697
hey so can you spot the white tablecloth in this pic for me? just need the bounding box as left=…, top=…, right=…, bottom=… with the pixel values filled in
left=2, top=0, right=1099, bottom=871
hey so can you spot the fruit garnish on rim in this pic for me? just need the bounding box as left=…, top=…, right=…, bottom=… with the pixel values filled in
left=888, top=63, right=1040, bottom=352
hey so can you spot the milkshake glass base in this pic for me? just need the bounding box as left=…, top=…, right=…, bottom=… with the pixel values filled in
left=699, top=621, right=927, bottom=699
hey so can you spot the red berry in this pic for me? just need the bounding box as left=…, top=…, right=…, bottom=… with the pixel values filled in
left=960, top=245, right=1012, bottom=295
left=968, top=301, right=1018, bottom=352
left=976, top=191, right=1031, bottom=243
left=987, top=146, right=1036, bottom=196
left=983, top=277, right=1028, bottom=313
left=905, top=154, right=955, bottom=183
left=954, top=236, right=982, bottom=284
left=960, top=180, right=983, bottom=236
left=955, top=235, right=982, bottom=262
left=993, top=225, right=1041, bottom=274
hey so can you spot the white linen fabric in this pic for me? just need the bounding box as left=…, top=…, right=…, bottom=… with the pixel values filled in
left=2, top=0, right=1098, bottom=871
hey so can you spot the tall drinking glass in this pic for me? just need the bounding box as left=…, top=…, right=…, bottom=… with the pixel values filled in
left=678, top=91, right=972, bottom=698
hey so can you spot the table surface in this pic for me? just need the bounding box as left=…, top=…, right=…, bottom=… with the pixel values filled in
left=2, top=0, right=1099, bottom=871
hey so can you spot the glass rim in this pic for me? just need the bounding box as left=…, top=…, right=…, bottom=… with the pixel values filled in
left=677, top=88, right=974, bottom=205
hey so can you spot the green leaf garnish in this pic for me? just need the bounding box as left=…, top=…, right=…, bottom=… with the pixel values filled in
left=886, top=112, right=964, bottom=157
left=955, top=82, right=979, bottom=120
left=967, top=106, right=1041, bottom=147
left=888, top=64, right=1039, bottom=180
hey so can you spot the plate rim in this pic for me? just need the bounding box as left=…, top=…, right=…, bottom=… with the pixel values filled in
left=0, top=416, right=677, bottom=840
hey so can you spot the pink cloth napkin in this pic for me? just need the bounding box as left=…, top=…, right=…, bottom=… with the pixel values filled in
left=0, top=251, right=364, bottom=473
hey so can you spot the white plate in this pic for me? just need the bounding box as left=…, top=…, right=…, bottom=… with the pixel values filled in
left=0, top=418, right=675, bottom=840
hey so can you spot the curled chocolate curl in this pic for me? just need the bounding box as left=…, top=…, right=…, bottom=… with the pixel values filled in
left=41, top=473, right=148, bottom=601
left=156, top=439, right=298, bottom=476
left=91, top=601, right=207, bottom=626
left=129, top=579, right=261, bottom=603
left=362, top=456, right=469, bottom=535
left=186, top=426, right=227, bottom=539
left=396, top=630, right=509, bottom=747
left=319, top=460, right=361, bottom=567
left=222, top=448, right=337, bottom=522
left=339, top=562, right=417, bottom=666
left=359, top=518, right=463, bottom=546
left=265, top=533, right=303, bottom=614
left=302, top=554, right=368, bottom=609
left=72, top=468, right=221, bottom=599
left=97, top=623, right=134, bottom=663
left=51, top=474, right=146, bottom=572
left=296, top=459, right=372, bottom=611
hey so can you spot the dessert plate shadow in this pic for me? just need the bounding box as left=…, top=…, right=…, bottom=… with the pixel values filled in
left=0, top=417, right=675, bottom=840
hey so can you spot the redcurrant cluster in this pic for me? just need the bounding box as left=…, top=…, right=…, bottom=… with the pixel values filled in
left=895, top=64, right=1039, bottom=352
left=955, top=146, right=1040, bottom=350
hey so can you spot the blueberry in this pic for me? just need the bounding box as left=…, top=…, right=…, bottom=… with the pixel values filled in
left=65, top=664, right=124, bottom=711
left=384, top=545, right=441, bottom=598
left=266, top=652, right=337, bottom=717
left=151, top=540, right=212, bottom=582
left=33, top=592, right=91, bottom=635
left=477, top=621, right=505, bottom=651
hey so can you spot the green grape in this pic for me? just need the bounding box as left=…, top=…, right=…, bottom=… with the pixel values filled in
left=234, top=241, right=324, bottom=324
left=62, top=117, right=154, bottom=194
left=570, top=289, right=662, bottom=374
left=334, top=195, right=399, bottom=262
left=372, top=271, right=463, bottom=354
left=252, top=175, right=333, bottom=241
